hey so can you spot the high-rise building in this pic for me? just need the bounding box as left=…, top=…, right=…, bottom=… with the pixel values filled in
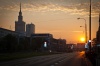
left=26, top=23, right=35, bottom=37
left=15, top=3, right=25, bottom=34
left=96, top=13, right=100, bottom=44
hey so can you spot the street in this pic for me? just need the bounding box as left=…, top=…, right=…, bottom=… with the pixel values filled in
left=0, top=51, right=93, bottom=66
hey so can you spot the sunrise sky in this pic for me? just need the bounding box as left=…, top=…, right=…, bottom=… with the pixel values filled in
left=0, top=0, right=100, bottom=43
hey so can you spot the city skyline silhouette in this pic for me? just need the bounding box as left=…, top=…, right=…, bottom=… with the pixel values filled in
left=0, top=0, right=100, bottom=43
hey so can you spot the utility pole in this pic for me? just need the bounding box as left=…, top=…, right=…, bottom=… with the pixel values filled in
left=89, top=0, right=91, bottom=52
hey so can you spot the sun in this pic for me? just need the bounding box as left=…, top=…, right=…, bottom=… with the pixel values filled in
left=80, top=37, right=85, bottom=42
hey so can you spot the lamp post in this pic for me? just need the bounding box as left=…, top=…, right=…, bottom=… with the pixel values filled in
left=77, top=18, right=87, bottom=43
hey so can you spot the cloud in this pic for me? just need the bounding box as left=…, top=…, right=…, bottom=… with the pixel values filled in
left=21, top=2, right=100, bottom=17
left=72, top=31, right=83, bottom=33
left=0, top=0, right=100, bottom=17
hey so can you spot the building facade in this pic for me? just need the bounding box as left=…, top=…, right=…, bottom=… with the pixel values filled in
left=15, top=3, right=25, bottom=34
left=96, top=13, right=100, bottom=55
left=31, top=33, right=53, bottom=52
left=30, top=34, right=67, bottom=52
left=26, top=23, right=35, bottom=37
left=0, top=28, right=18, bottom=38
left=0, top=27, right=26, bottom=38
left=96, top=13, right=100, bottom=44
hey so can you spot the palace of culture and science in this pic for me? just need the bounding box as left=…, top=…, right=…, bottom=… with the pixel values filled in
left=15, top=3, right=35, bottom=36
left=15, top=3, right=25, bottom=34
left=0, top=3, right=35, bottom=37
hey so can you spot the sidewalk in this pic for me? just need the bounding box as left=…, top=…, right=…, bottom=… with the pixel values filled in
left=82, top=53, right=93, bottom=66
left=84, top=57, right=93, bottom=66
left=96, top=58, right=100, bottom=66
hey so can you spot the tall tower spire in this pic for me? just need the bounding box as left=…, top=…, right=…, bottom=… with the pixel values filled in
left=20, top=2, right=21, bottom=12
left=15, top=3, right=25, bottom=34
left=18, top=3, right=23, bottom=21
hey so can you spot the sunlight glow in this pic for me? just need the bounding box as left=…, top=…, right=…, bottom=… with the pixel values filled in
left=80, top=37, right=85, bottom=42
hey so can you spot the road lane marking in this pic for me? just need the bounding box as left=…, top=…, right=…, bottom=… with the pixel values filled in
left=50, top=65, right=55, bottom=66
left=50, top=59, right=64, bottom=66
left=61, top=60, right=64, bottom=61
left=55, top=63, right=58, bottom=65
left=59, top=61, right=61, bottom=62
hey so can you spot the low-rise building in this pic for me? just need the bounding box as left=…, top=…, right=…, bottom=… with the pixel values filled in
left=0, top=27, right=25, bottom=38
left=31, top=33, right=53, bottom=52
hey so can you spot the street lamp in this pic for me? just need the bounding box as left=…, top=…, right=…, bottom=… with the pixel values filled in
left=77, top=18, right=87, bottom=43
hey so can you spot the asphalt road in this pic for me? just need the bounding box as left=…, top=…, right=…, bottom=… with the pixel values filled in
left=0, top=51, right=92, bottom=66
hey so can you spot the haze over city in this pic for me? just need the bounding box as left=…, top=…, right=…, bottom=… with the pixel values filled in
left=0, top=0, right=100, bottom=43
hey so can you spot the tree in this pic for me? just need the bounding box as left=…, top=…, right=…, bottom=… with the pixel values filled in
left=0, top=34, right=18, bottom=52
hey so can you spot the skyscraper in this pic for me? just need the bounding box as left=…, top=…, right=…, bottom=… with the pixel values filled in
left=26, top=23, right=35, bottom=37
left=15, top=3, right=25, bottom=34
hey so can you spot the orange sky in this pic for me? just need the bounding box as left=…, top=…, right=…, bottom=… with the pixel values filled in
left=0, top=0, right=100, bottom=43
